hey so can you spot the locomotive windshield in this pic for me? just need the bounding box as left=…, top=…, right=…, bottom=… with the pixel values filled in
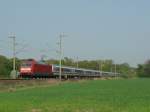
left=21, top=62, right=32, bottom=67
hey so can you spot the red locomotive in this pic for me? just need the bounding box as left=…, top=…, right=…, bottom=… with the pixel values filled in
left=20, top=59, right=53, bottom=78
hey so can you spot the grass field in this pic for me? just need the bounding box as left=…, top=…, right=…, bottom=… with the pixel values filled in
left=0, top=78, right=150, bottom=112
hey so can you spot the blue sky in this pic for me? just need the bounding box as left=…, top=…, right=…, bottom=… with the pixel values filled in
left=0, top=0, right=150, bottom=67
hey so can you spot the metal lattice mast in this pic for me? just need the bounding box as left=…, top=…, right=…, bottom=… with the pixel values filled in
left=9, top=34, right=16, bottom=71
left=59, top=33, right=66, bottom=81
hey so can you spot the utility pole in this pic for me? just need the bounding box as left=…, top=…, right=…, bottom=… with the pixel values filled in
left=58, top=33, right=66, bottom=81
left=9, top=34, right=17, bottom=79
left=110, top=66, right=112, bottom=73
left=100, top=60, right=103, bottom=76
left=76, top=57, right=79, bottom=68
left=115, top=64, right=117, bottom=78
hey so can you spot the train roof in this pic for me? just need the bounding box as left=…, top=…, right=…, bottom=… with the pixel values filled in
left=52, top=64, right=120, bottom=74
left=21, top=59, right=50, bottom=65
left=53, top=64, right=102, bottom=72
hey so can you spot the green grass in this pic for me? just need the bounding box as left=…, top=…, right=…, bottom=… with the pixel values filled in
left=0, top=79, right=150, bottom=112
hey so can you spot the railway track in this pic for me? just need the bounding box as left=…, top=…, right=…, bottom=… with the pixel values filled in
left=0, top=78, right=59, bottom=83
left=0, top=78, right=58, bottom=80
left=0, top=78, right=76, bottom=82
left=0, top=78, right=24, bottom=80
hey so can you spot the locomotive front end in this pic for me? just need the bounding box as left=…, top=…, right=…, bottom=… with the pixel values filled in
left=19, top=59, right=34, bottom=78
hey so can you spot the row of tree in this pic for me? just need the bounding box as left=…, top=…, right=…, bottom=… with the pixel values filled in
left=0, top=55, right=149, bottom=78
left=137, top=60, right=150, bottom=77
left=0, top=55, right=20, bottom=78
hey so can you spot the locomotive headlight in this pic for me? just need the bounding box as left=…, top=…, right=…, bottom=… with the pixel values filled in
left=20, top=68, right=31, bottom=72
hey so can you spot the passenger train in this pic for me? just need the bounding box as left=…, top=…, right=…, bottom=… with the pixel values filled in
left=19, top=59, right=119, bottom=78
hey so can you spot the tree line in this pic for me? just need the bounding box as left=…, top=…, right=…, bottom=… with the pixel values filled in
left=137, top=60, right=150, bottom=77
left=0, top=55, right=20, bottom=78
left=0, top=55, right=149, bottom=78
